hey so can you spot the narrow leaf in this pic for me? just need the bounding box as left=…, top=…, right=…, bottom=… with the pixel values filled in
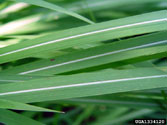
left=13, top=0, right=94, bottom=24
left=0, top=99, right=62, bottom=113
left=0, top=10, right=166, bottom=64
left=0, top=68, right=167, bottom=103
left=2, top=31, right=167, bottom=75
left=0, top=109, right=44, bottom=125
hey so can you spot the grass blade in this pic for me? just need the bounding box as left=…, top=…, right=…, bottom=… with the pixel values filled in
left=0, top=109, right=44, bottom=125
left=0, top=68, right=167, bottom=103
left=2, top=31, right=167, bottom=75
left=0, top=75, right=50, bottom=84
left=0, top=99, right=62, bottom=113
left=0, top=10, right=166, bottom=64
left=13, top=0, right=94, bottom=24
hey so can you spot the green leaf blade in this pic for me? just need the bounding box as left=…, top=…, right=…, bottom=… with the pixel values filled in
left=0, top=68, right=167, bottom=103
left=0, top=10, right=166, bottom=64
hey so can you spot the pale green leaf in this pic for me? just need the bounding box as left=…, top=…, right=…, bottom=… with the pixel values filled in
left=0, top=10, right=166, bottom=64
left=0, top=68, right=167, bottom=103
left=0, top=109, right=44, bottom=125
left=13, top=0, right=94, bottom=24
left=0, top=99, right=62, bottom=113
left=2, top=31, right=166, bottom=75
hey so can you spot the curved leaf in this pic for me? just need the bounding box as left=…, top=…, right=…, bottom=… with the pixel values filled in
left=13, top=0, right=94, bottom=24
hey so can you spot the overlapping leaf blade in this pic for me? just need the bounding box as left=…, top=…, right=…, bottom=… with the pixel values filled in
left=0, top=75, right=51, bottom=84
left=13, top=0, right=94, bottom=24
left=0, top=68, right=167, bottom=103
left=0, top=99, right=62, bottom=113
left=0, top=109, right=44, bottom=125
left=0, top=10, right=167, bottom=64
left=1, top=31, right=167, bottom=75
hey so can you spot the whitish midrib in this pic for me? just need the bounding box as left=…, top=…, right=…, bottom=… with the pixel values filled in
left=0, top=75, right=167, bottom=96
left=0, top=18, right=167, bottom=57
left=20, top=40, right=167, bottom=75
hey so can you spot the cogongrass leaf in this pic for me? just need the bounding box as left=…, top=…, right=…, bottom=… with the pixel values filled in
left=13, top=0, right=94, bottom=24
left=0, top=68, right=167, bottom=103
left=0, top=10, right=166, bottom=64
left=0, top=109, right=44, bottom=125
left=0, top=75, right=52, bottom=84
left=0, top=99, right=62, bottom=113
left=2, top=31, right=167, bottom=75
